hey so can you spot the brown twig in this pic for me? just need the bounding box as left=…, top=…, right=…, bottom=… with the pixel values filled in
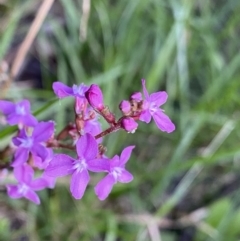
left=94, top=123, right=122, bottom=139
left=56, top=123, right=76, bottom=140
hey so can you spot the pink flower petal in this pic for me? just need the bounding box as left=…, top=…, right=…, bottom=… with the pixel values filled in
left=12, top=136, right=22, bottom=147
left=7, top=114, right=22, bottom=126
left=7, top=185, right=23, bottom=199
left=29, top=178, right=49, bottom=191
left=41, top=174, right=56, bottom=189
left=152, top=110, right=175, bottom=133
left=76, top=133, right=98, bottom=161
left=84, top=119, right=102, bottom=137
left=130, top=92, right=142, bottom=101
left=33, top=148, right=53, bottom=170
left=149, top=91, right=168, bottom=107
left=87, top=158, right=110, bottom=172
left=141, top=79, right=150, bottom=100
left=31, top=144, right=48, bottom=161
left=117, top=170, right=133, bottom=183
left=13, top=164, right=34, bottom=183
left=95, top=174, right=116, bottom=201
left=139, top=110, right=152, bottom=123
left=18, top=100, right=31, bottom=113
left=109, top=155, right=120, bottom=168
left=24, top=189, right=40, bottom=204
left=21, top=114, right=38, bottom=127
left=12, top=148, right=29, bottom=167
left=0, top=100, right=15, bottom=115
left=52, top=81, right=74, bottom=98
left=45, top=154, right=74, bottom=177
left=33, top=121, right=54, bottom=142
left=70, top=169, right=90, bottom=199
left=119, top=146, right=135, bottom=166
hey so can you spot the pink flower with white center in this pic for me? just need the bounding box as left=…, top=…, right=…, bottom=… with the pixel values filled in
left=6, top=164, right=49, bottom=204
left=45, top=133, right=107, bottom=199
left=139, top=79, right=175, bottom=133
left=0, top=99, right=37, bottom=127
left=88, top=146, right=135, bottom=200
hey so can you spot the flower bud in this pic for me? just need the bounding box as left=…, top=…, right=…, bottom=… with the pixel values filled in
left=85, top=84, right=104, bottom=111
left=119, top=100, right=131, bottom=115
left=130, top=92, right=142, bottom=101
left=121, top=117, right=138, bottom=133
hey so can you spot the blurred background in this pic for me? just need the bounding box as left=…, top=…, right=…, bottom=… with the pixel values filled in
left=0, top=0, right=240, bottom=240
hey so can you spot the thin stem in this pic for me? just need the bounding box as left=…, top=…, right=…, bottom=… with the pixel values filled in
left=95, top=123, right=121, bottom=139
left=56, top=123, right=75, bottom=140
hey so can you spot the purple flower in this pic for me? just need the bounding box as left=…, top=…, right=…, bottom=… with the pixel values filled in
left=52, top=81, right=89, bottom=99
left=89, top=146, right=135, bottom=201
left=6, top=164, right=49, bottom=204
left=12, top=121, right=55, bottom=167
left=0, top=99, right=37, bottom=127
left=85, top=84, right=104, bottom=111
left=45, top=133, right=107, bottom=199
left=139, top=79, right=175, bottom=133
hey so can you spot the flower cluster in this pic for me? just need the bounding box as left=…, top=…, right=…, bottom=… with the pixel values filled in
left=0, top=79, right=175, bottom=204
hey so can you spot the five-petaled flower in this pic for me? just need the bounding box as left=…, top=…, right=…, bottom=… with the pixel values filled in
left=45, top=133, right=106, bottom=199
left=12, top=121, right=55, bottom=167
left=88, top=146, right=135, bottom=200
left=139, top=79, right=175, bottom=133
left=0, top=99, right=37, bottom=127
left=7, top=164, right=49, bottom=204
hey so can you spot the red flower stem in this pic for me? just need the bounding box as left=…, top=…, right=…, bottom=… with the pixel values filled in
left=56, top=123, right=75, bottom=140
left=47, top=139, right=76, bottom=151
left=57, top=143, right=76, bottom=151
left=95, top=123, right=122, bottom=139
left=94, top=114, right=140, bottom=140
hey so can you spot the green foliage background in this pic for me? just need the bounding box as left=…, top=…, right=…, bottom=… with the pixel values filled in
left=1, top=0, right=240, bottom=240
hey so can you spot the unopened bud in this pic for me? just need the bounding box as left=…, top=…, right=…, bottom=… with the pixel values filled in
left=121, top=117, right=138, bottom=133
left=85, top=84, right=104, bottom=111
left=119, top=100, right=131, bottom=115
left=130, top=92, right=142, bottom=101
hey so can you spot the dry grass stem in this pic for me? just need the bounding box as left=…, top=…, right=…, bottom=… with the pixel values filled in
left=10, top=0, right=55, bottom=81
left=80, top=0, right=91, bottom=42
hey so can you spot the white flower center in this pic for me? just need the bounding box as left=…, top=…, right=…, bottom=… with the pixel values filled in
left=72, top=83, right=86, bottom=96
left=18, top=137, right=33, bottom=148
left=149, top=102, right=158, bottom=114
left=73, top=158, right=87, bottom=173
left=15, top=105, right=26, bottom=115
left=18, top=183, right=28, bottom=195
left=111, top=167, right=123, bottom=180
